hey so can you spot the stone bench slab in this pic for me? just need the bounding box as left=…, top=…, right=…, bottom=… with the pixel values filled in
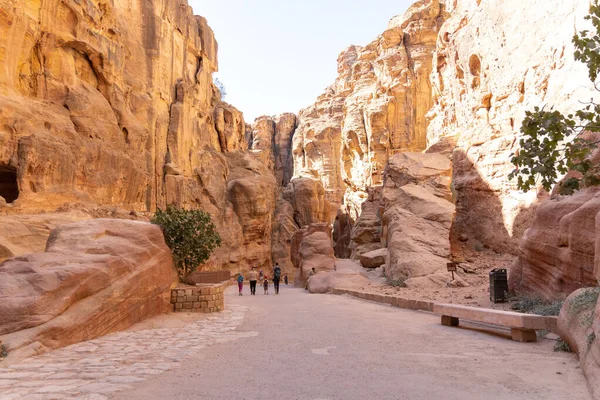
left=433, top=303, right=553, bottom=330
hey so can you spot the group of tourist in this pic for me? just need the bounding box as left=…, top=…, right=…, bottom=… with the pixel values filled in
left=236, top=263, right=288, bottom=296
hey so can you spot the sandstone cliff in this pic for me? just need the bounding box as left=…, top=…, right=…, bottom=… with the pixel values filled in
left=427, top=0, right=596, bottom=253
left=0, top=0, right=284, bottom=273
left=292, top=0, right=448, bottom=235
left=510, top=189, right=600, bottom=299
left=292, top=0, right=597, bottom=264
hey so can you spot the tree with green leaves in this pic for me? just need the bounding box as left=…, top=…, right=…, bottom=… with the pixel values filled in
left=510, top=1, right=600, bottom=195
left=151, top=205, right=221, bottom=282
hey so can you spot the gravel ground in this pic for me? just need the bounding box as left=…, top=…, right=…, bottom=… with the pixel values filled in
left=111, top=286, right=590, bottom=400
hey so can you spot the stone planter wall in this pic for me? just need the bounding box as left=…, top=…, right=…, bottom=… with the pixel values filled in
left=170, top=282, right=226, bottom=313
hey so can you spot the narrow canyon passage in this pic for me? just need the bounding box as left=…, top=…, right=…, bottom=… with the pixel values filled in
left=113, top=288, right=589, bottom=400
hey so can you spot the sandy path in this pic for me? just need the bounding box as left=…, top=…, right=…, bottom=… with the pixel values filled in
left=112, top=286, right=591, bottom=400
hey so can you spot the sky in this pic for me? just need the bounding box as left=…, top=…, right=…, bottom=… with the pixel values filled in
left=190, top=0, right=414, bottom=121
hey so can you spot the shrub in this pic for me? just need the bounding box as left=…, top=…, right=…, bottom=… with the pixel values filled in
left=554, top=339, right=572, bottom=353
left=151, top=205, right=221, bottom=281
left=0, top=344, right=7, bottom=359
left=510, top=295, right=564, bottom=316
left=386, top=276, right=407, bottom=288
left=588, top=332, right=597, bottom=348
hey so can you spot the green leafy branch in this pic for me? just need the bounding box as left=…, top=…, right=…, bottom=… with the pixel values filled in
left=510, top=1, right=600, bottom=195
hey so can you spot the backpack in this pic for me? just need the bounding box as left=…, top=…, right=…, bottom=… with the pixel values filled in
left=274, top=267, right=281, bottom=279
left=237, top=275, right=244, bottom=283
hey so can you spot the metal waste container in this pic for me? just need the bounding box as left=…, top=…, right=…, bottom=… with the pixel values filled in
left=489, top=268, right=508, bottom=303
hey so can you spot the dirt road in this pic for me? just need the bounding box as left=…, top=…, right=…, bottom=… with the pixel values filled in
left=112, top=286, right=590, bottom=400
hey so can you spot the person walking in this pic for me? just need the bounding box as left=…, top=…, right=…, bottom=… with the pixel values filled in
left=259, top=269, right=264, bottom=283
left=263, top=276, right=269, bottom=295
left=273, top=263, right=282, bottom=294
left=248, top=267, right=258, bottom=295
left=284, top=274, right=288, bottom=285
left=237, top=273, right=244, bottom=296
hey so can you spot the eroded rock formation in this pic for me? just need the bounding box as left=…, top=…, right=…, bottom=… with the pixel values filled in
left=510, top=189, right=600, bottom=299
left=0, top=211, right=92, bottom=262
left=558, top=288, right=600, bottom=398
left=427, top=0, right=596, bottom=252
left=290, top=223, right=334, bottom=287
left=293, top=0, right=448, bottom=229
left=307, top=259, right=371, bottom=294
left=0, top=0, right=287, bottom=273
left=357, top=152, right=454, bottom=282
left=0, top=219, right=178, bottom=363
left=0, top=0, right=243, bottom=210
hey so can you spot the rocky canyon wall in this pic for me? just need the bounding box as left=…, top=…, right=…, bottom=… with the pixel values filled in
left=292, top=0, right=448, bottom=233
left=427, top=0, right=596, bottom=253
left=2, top=0, right=599, bottom=283
left=0, top=0, right=283, bottom=274
left=292, top=0, right=597, bottom=264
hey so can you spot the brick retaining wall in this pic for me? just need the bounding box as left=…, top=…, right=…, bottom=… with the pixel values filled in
left=170, top=281, right=226, bottom=313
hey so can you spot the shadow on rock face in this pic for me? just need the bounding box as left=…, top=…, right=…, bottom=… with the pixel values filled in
left=450, top=148, right=538, bottom=257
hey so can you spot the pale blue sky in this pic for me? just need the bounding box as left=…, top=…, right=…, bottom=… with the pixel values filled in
left=190, top=0, right=414, bottom=121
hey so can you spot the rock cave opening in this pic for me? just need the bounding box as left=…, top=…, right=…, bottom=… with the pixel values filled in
left=0, top=165, right=19, bottom=203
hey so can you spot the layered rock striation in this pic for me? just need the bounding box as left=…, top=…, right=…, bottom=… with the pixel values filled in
left=427, top=0, right=596, bottom=252
left=510, top=189, right=600, bottom=299
left=0, top=219, right=178, bottom=363
left=293, top=0, right=448, bottom=227
left=0, top=0, right=284, bottom=273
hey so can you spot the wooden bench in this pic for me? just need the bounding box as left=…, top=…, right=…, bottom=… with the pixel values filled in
left=433, top=303, right=557, bottom=342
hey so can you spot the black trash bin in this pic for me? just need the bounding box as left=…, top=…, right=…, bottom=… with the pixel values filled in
left=489, top=268, right=508, bottom=303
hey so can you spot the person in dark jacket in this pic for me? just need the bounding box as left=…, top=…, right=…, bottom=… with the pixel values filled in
left=273, top=263, right=282, bottom=294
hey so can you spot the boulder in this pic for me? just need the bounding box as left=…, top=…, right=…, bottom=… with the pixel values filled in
left=381, top=154, right=454, bottom=281
left=307, top=259, right=370, bottom=293
left=0, top=211, right=93, bottom=263
left=290, top=224, right=335, bottom=287
left=284, top=176, right=332, bottom=227
left=0, top=219, right=178, bottom=364
left=509, top=189, right=600, bottom=299
left=558, top=288, right=600, bottom=398
left=359, top=248, right=387, bottom=269
left=290, top=223, right=331, bottom=270
left=349, top=199, right=382, bottom=258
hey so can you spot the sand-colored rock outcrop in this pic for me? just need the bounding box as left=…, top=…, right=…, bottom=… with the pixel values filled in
left=0, top=0, right=242, bottom=210
left=180, top=150, right=278, bottom=272
left=558, top=288, right=600, bottom=398
left=427, top=0, right=596, bottom=252
left=0, top=219, right=178, bottom=363
left=0, top=0, right=289, bottom=274
left=346, top=152, right=454, bottom=282
left=0, top=211, right=92, bottom=262
left=293, top=0, right=448, bottom=227
left=381, top=153, right=454, bottom=280
left=290, top=223, right=334, bottom=287
left=307, top=259, right=371, bottom=294
left=359, top=248, right=387, bottom=269
left=510, top=189, right=600, bottom=299
left=249, top=113, right=297, bottom=186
